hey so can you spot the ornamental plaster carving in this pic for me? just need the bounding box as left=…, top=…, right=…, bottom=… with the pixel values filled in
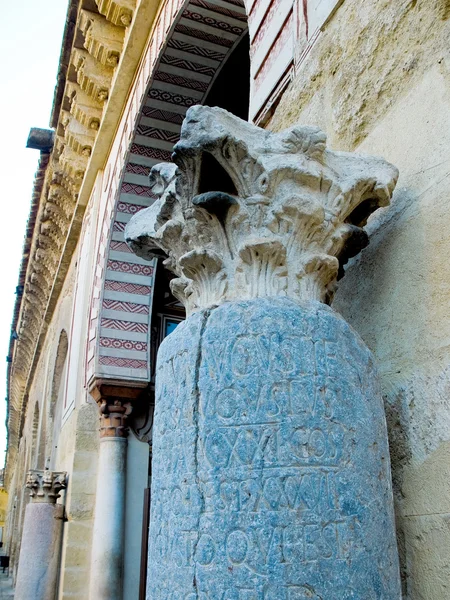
left=26, top=470, right=67, bottom=504
left=126, top=106, right=398, bottom=314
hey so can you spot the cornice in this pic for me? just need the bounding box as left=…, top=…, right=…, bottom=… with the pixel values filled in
left=5, top=0, right=157, bottom=488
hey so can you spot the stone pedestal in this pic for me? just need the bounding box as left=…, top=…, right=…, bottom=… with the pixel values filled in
left=148, top=298, right=400, bottom=599
left=15, top=471, right=66, bottom=600
left=125, top=106, right=402, bottom=599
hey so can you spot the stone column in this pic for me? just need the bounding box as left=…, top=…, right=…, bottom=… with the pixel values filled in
left=15, top=470, right=67, bottom=600
left=88, top=393, right=132, bottom=600
left=126, top=106, right=402, bottom=599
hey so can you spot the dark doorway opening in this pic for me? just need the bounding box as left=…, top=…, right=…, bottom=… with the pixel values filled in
left=203, top=32, right=250, bottom=120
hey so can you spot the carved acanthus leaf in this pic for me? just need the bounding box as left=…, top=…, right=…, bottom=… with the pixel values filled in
left=125, top=106, right=398, bottom=313
left=26, top=470, right=67, bottom=504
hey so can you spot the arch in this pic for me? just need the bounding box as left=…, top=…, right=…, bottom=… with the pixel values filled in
left=46, top=330, right=69, bottom=468
left=50, top=330, right=69, bottom=421
left=87, top=0, right=249, bottom=387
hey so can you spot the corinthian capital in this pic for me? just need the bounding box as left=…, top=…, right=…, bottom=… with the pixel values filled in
left=26, top=470, right=67, bottom=503
left=126, top=106, right=398, bottom=313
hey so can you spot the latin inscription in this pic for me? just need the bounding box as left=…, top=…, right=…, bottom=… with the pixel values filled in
left=148, top=302, right=398, bottom=599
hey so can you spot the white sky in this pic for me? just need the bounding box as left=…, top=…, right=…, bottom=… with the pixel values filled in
left=0, top=1, right=69, bottom=465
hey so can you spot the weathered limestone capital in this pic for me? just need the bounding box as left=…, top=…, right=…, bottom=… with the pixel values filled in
left=126, top=106, right=398, bottom=314
left=26, top=469, right=67, bottom=503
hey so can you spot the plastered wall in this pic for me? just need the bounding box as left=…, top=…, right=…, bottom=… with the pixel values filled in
left=269, top=1, right=450, bottom=598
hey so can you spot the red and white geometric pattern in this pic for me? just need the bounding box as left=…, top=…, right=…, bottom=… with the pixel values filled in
left=103, top=299, right=150, bottom=314
left=100, top=338, right=148, bottom=351
left=101, top=319, right=148, bottom=334
left=99, top=356, right=148, bottom=369
left=104, top=281, right=152, bottom=295
left=89, top=0, right=248, bottom=386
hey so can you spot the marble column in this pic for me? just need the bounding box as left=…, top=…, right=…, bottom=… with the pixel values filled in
left=126, top=106, right=402, bottom=599
left=15, top=470, right=67, bottom=600
left=89, top=394, right=131, bottom=600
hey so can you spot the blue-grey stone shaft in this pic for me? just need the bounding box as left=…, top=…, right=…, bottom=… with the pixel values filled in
left=148, top=298, right=401, bottom=599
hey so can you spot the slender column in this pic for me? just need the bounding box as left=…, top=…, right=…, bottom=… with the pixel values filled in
left=15, top=470, right=67, bottom=600
left=126, top=106, right=403, bottom=598
left=89, top=394, right=132, bottom=600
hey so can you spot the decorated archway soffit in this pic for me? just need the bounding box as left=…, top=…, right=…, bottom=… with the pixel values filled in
left=87, top=0, right=248, bottom=386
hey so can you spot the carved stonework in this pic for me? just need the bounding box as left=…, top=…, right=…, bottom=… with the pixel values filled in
left=80, top=10, right=125, bottom=67
left=72, top=49, right=113, bottom=103
left=97, top=399, right=132, bottom=438
left=89, top=383, right=148, bottom=438
left=26, top=470, right=67, bottom=504
left=94, top=0, right=136, bottom=27
left=67, top=83, right=103, bottom=131
left=126, top=106, right=398, bottom=314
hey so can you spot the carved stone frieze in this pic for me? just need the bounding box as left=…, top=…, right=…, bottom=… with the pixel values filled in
left=126, top=106, right=399, bottom=314
left=72, top=49, right=113, bottom=103
left=67, top=83, right=103, bottom=131
left=26, top=470, right=67, bottom=503
left=80, top=10, right=125, bottom=67
left=64, top=117, right=96, bottom=157
left=94, top=0, right=136, bottom=27
left=59, top=145, right=89, bottom=183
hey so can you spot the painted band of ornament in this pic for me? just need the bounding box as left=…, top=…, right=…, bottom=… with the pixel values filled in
left=26, top=470, right=67, bottom=504
left=125, top=106, right=398, bottom=314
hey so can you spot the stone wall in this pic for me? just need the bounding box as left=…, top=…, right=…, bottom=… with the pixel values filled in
left=270, top=1, right=450, bottom=597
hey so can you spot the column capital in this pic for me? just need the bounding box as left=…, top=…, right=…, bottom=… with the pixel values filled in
left=26, top=470, right=67, bottom=503
left=126, top=105, right=398, bottom=314
left=89, top=381, right=144, bottom=438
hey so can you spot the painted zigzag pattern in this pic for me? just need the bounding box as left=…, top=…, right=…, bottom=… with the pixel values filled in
left=103, top=299, right=150, bottom=314
left=175, top=23, right=234, bottom=48
left=99, top=356, right=148, bottom=369
left=219, top=0, right=245, bottom=7
left=130, top=144, right=173, bottom=161
left=136, top=124, right=180, bottom=143
left=110, top=240, right=133, bottom=253
left=141, top=105, right=185, bottom=124
left=126, top=163, right=151, bottom=176
left=154, top=70, right=210, bottom=93
left=101, top=318, right=148, bottom=333
left=104, top=280, right=152, bottom=295
left=167, top=38, right=225, bottom=61
left=121, top=182, right=155, bottom=198
left=160, top=54, right=217, bottom=77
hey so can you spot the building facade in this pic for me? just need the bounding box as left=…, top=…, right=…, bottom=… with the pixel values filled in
left=3, top=0, right=450, bottom=598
